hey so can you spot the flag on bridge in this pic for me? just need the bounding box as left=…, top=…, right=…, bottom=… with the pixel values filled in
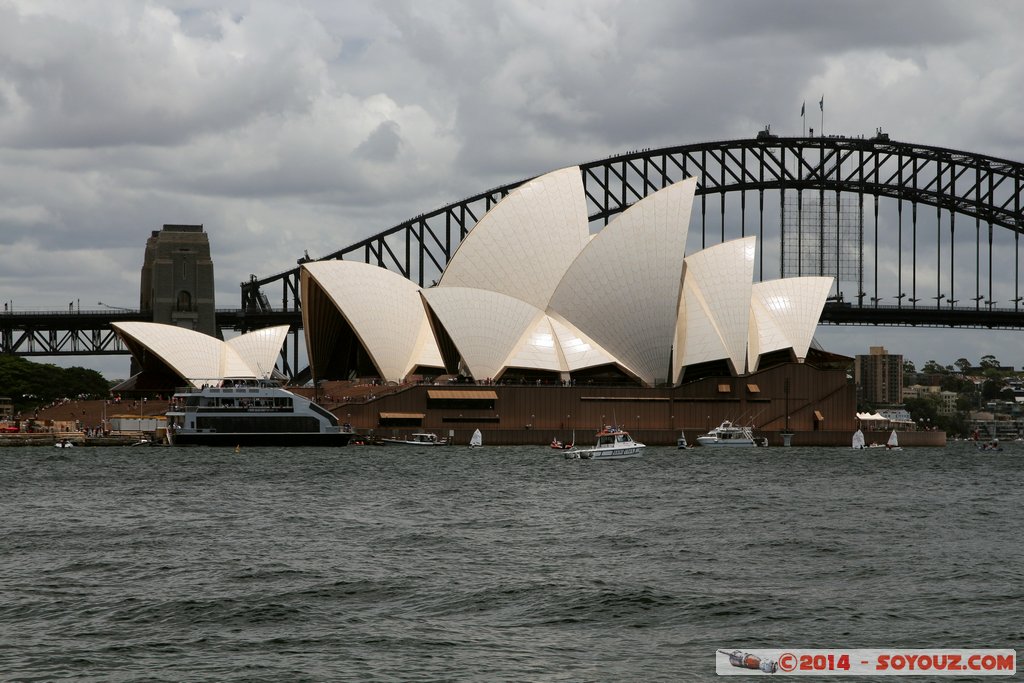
left=819, top=95, right=824, bottom=111
left=801, top=101, right=805, bottom=117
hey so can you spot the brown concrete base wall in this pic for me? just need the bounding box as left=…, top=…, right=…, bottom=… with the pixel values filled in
left=363, top=428, right=947, bottom=448
left=861, top=430, right=946, bottom=448
left=0, top=433, right=85, bottom=447
left=331, top=363, right=862, bottom=446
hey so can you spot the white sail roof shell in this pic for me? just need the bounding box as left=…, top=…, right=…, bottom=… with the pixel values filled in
left=421, top=287, right=549, bottom=380
left=111, top=321, right=287, bottom=386
left=674, top=237, right=756, bottom=379
left=547, top=314, right=620, bottom=372
left=438, top=166, right=590, bottom=310
left=502, top=315, right=566, bottom=372
left=493, top=312, right=622, bottom=374
left=548, top=177, right=696, bottom=386
left=301, top=261, right=442, bottom=382
left=295, top=167, right=839, bottom=387
left=225, top=325, right=289, bottom=379
left=748, top=276, right=833, bottom=369
left=422, top=287, right=624, bottom=379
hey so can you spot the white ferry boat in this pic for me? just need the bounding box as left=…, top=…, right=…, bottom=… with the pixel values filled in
left=166, top=380, right=353, bottom=447
left=565, top=426, right=645, bottom=460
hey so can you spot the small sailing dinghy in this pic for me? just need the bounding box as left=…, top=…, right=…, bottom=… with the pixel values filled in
left=885, top=430, right=903, bottom=451
left=677, top=430, right=693, bottom=449
left=851, top=429, right=866, bottom=449
left=469, top=429, right=483, bottom=448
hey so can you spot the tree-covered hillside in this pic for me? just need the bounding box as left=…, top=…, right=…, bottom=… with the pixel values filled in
left=0, top=355, right=110, bottom=411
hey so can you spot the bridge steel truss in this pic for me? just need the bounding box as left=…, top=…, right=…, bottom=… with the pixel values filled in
left=0, top=310, right=144, bottom=357
left=242, top=134, right=1024, bottom=332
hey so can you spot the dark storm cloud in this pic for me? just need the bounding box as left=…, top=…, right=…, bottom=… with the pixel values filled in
left=354, top=120, right=403, bottom=162
left=681, top=0, right=979, bottom=49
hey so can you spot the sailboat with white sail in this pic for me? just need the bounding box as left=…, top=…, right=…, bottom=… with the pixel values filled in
left=469, top=429, right=483, bottom=448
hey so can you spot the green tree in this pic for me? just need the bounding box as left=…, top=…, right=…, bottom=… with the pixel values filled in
left=904, top=395, right=940, bottom=425
left=938, top=411, right=969, bottom=439
left=940, top=374, right=974, bottom=393
left=903, top=359, right=918, bottom=386
left=980, top=377, right=1013, bottom=401
left=954, top=357, right=973, bottom=374
left=979, top=354, right=1001, bottom=370
left=0, top=355, right=108, bottom=412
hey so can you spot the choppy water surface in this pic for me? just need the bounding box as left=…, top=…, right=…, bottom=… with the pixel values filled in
left=1, top=442, right=1021, bottom=681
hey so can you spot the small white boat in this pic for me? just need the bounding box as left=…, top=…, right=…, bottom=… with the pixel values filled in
left=677, top=430, right=693, bottom=449
left=469, top=429, right=483, bottom=448
left=696, top=420, right=766, bottom=447
left=380, top=432, right=448, bottom=446
left=54, top=439, right=74, bottom=448
left=565, top=426, right=644, bottom=460
left=885, top=430, right=903, bottom=451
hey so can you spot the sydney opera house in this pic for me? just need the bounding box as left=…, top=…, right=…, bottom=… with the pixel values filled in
left=114, top=167, right=858, bottom=445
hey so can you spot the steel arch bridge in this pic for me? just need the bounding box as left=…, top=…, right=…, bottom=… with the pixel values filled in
left=242, top=130, right=1024, bottom=337
left=5, top=132, right=1024, bottom=376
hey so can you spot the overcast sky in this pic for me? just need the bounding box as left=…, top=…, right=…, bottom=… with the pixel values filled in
left=3, top=0, right=1024, bottom=379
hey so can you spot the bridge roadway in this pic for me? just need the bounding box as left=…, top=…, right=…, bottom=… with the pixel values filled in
left=2, top=303, right=1024, bottom=357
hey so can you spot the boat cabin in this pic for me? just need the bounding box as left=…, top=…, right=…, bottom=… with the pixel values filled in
left=596, top=427, right=633, bottom=446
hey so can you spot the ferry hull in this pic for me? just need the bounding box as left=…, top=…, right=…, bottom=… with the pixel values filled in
left=567, top=445, right=645, bottom=459
left=695, top=439, right=758, bottom=447
left=170, top=432, right=353, bottom=447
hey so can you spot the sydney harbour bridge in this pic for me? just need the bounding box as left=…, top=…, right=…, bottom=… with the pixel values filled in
left=4, top=129, right=1024, bottom=377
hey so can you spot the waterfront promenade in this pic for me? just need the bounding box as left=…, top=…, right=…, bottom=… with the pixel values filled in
left=6, top=389, right=947, bottom=448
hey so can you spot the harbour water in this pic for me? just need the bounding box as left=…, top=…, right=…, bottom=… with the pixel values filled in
left=1, top=442, right=1021, bottom=681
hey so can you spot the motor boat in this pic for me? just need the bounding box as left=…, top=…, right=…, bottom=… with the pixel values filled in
left=380, top=432, right=448, bottom=446
left=696, top=420, right=767, bottom=447
left=565, top=425, right=644, bottom=460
